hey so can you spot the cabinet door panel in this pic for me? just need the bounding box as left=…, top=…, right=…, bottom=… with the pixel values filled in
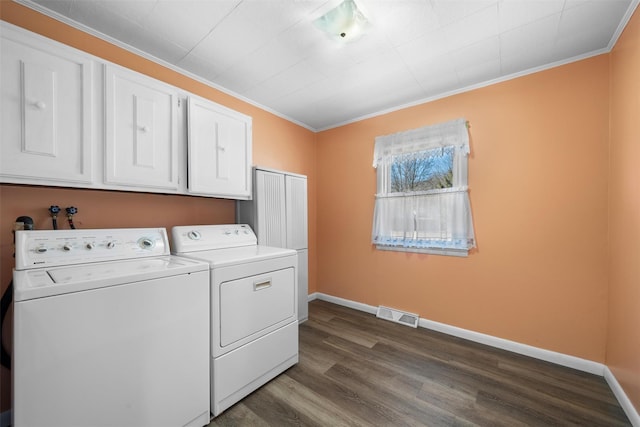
left=1, top=35, right=92, bottom=184
left=187, top=96, right=252, bottom=199
left=23, top=62, right=55, bottom=155
left=104, top=65, right=178, bottom=190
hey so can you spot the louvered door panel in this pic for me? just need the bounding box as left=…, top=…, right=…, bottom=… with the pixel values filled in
left=255, top=170, right=286, bottom=247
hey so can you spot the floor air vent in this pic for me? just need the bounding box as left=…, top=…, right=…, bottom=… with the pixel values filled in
left=376, top=306, right=419, bottom=328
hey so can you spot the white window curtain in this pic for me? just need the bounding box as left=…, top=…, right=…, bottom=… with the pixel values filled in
left=372, top=118, right=476, bottom=253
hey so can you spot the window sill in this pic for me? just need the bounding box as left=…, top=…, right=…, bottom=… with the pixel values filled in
left=376, top=245, right=469, bottom=257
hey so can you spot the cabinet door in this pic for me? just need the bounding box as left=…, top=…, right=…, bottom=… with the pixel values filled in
left=255, top=170, right=287, bottom=247
left=285, top=175, right=308, bottom=250
left=187, top=95, right=252, bottom=199
left=0, top=30, right=92, bottom=184
left=104, top=65, right=178, bottom=190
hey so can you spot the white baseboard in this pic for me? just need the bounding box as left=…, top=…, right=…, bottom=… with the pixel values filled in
left=315, top=293, right=377, bottom=315
left=418, top=317, right=604, bottom=375
left=315, top=292, right=602, bottom=373
left=605, top=367, right=640, bottom=426
left=313, top=292, right=639, bottom=424
left=0, top=409, right=11, bottom=427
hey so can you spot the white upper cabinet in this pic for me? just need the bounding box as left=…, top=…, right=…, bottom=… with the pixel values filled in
left=187, top=95, right=252, bottom=199
left=0, top=25, right=93, bottom=185
left=104, top=65, right=179, bottom=191
left=1, top=23, right=253, bottom=199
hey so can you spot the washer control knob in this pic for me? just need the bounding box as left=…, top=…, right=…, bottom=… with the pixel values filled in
left=187, top=230, right=201, bottom=240
left=62, top=244, right=73, bottom=252
left=36, top=245, right=48, bottom=253
left=106, top=241, right=116, bottom=249
left=138, top=238, right=155, bottom=249
left=85, top=242, right=95, bottom=250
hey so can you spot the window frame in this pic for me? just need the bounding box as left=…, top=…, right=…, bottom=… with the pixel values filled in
left=372, top=118, right=474, bottom=257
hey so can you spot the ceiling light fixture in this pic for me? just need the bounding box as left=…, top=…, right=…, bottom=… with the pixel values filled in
left=313, top=0, right=370, bottom=42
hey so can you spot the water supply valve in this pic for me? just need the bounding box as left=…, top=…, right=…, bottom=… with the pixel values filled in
left=49, top=205, right=60, bottom=230
left=65, top=206, right=78, bottom=229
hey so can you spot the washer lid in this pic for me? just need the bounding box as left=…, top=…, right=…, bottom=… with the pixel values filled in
left=175, top=244, right=296, bottom=268
left=13, top=256, right=208, bottom=301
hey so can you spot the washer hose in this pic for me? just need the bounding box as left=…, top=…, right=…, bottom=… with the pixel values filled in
left=49, top=205, right=60, bottom=230
left=0, top=281, right=12, bottom=370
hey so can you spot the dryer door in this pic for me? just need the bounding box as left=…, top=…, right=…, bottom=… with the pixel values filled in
left=218, top=267, right=295, bottom=348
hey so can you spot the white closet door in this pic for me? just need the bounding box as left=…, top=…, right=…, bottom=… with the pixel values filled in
left=286, top=175, right=308, bottom=250
left=255, top=170, right=287, bottom=247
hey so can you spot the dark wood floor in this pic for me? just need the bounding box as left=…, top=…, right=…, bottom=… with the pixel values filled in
left=209, top=300, right=630, bottom=426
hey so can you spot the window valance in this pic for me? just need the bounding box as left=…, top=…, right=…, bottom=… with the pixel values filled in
left=373, top=118, right=469, bottom=168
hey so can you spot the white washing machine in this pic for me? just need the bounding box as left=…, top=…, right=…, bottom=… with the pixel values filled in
left=172, top=224, right=298, bottom=416
left=12, top=228, right=211, bottom=427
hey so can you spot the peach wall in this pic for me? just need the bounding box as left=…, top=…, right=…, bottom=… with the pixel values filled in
left=317, top=56, right=610, bottom=363
left=608, top=7, right=640, bottom=413
left=0, top=2, right=317, bottom=412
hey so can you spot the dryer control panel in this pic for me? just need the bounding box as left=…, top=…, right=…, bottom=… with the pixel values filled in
left=15, top=228, right=170, bottom=270
left=172, top=224, right=257, bottom=252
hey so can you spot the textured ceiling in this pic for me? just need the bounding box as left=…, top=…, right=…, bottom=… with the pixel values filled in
left=17, top=0, right=639, bottom=131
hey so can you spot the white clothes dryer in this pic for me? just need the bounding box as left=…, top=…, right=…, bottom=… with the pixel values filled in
left=12, top=228, right=210, bottom=427
left=172, top=224, right=298, bottom=416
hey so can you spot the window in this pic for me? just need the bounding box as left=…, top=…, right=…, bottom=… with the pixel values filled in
left=372, top=118, right=475, bottom=256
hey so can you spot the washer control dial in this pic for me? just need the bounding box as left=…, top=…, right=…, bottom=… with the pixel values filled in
left=138, top=237, right=155, bottom=250
left=187, top=230, right=201, bottom=240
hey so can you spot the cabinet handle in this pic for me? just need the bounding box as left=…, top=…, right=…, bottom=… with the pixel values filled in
left=217, top=145, right=226, bottom=152
left=34, top=101, right=46, bottom=110
left=139, top=125, right=149, bottom=133
left=253, top=280, right=272, bottom=291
